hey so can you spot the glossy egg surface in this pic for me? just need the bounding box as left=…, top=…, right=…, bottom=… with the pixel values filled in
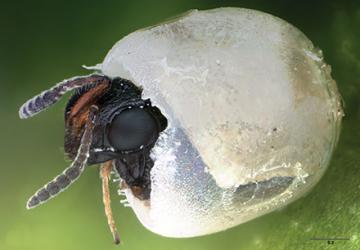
left=99, top=8, right=342, bottom=237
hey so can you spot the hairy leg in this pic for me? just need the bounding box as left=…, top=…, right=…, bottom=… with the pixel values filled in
left=100, top=161, right=121, bottom=244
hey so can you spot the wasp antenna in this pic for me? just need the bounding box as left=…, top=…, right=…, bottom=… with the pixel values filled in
left=26, top=107, right=98, bottom=209
left=19, top=74, right=109, bottom=119
left=100, top=161, right=121, bottom=245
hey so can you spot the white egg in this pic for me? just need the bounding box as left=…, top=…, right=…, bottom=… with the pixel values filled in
left=99, top=8, right=343, bottom=237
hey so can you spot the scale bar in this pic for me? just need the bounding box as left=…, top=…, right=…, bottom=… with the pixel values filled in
left=310, top=238, right=350, bottom=241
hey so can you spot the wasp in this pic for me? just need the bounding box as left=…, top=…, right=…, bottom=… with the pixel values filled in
left=19, top=74, right=168, bottom=244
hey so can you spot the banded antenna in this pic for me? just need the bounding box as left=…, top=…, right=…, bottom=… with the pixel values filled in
left=26, top=106, right=99, bottom=209
left=19, top=74, right=110, bottom=119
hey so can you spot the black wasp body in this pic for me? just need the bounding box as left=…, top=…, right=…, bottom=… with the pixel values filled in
left=65, top=77, right=167, bottom=199
left=19, top=74, right=168, bottom=244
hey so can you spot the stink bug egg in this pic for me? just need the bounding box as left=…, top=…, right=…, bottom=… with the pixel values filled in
left=100, top=8, right=342, bottom=237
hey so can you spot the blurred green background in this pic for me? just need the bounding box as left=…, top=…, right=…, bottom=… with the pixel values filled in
left=1, top=0, right=359, bottom=249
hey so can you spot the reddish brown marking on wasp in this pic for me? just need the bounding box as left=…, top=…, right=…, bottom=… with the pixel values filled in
left=69, top=82, right=110, bottom=120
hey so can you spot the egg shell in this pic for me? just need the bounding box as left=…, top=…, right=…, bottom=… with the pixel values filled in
left=99, top=8, right=342, bottom=237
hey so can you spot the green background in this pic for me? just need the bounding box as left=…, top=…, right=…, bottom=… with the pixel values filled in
left=1, top=1, right=359, bottom=249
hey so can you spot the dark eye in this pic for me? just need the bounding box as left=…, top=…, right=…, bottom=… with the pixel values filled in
left=108, top=108, right=158, bottom=151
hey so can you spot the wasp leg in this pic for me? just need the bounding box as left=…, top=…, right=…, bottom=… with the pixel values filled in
left=26, top=106, right=98, bottom=209
left=100, top=161, right=121, bottom=245
left=19, top=74, right=110, bottom=119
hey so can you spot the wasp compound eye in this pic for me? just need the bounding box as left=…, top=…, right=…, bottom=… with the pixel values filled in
left=108, top=108, right=158, bottom=152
